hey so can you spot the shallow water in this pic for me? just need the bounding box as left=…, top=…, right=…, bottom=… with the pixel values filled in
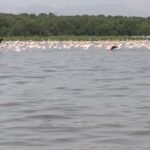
left=0, top=47, right=150, bottom=150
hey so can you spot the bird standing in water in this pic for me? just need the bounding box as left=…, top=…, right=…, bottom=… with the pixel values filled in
left=0, top=38, right=3, bottom=43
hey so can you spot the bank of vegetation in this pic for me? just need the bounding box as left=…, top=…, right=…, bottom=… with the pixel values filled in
left=2, top=35, right=150, bottom=41
left=0, top=13, right=150, bottom=40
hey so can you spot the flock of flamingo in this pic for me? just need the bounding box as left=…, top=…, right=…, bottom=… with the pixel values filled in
left=0, top=39, right=150, bottom=52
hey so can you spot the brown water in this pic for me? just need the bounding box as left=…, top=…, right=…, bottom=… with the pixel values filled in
left=0, top=47, right=150, bottom=150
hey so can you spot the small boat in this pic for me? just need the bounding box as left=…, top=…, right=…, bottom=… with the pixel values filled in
left=110, top=45, right=118, bottom=50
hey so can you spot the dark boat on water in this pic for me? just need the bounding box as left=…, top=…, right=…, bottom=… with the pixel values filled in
left=110, top=45, right=118, bottom=50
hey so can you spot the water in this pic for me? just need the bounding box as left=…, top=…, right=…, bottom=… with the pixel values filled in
left=0, top=47, right=150, bottom=150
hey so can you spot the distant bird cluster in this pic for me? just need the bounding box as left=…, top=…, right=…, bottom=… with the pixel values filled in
left=0, top=40, right=150, bottom=52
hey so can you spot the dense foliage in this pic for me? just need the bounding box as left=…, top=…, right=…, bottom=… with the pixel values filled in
left=0, top=13, right=150, bottom=36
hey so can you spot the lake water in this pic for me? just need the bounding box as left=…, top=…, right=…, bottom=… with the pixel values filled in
left=0, top=47, right=150, bottom=150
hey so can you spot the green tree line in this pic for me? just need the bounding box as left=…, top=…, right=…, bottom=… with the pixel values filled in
left=0, top=13, right=150, bottom=36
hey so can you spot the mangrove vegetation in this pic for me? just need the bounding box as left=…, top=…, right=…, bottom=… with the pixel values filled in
left=0, top=13, right=150, bottom=37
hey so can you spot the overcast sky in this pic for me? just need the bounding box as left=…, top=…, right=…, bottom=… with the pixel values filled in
left=0, top=0, right=149, bottom=16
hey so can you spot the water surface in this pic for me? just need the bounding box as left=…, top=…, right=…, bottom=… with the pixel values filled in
left=0, top=47, right=150, bottom=150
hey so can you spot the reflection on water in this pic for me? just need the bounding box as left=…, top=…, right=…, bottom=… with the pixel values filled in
left=0, top=48, right=150, bottom=150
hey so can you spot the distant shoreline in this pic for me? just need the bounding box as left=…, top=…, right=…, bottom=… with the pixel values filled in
left=2, top=36, right=150, bottom=41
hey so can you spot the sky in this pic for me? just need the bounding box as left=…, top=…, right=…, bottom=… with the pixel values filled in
left=0, top=0, right=149, bottom=16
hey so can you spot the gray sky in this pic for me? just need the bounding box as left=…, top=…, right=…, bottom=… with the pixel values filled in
left=0, top=0, right=149, bottom=16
